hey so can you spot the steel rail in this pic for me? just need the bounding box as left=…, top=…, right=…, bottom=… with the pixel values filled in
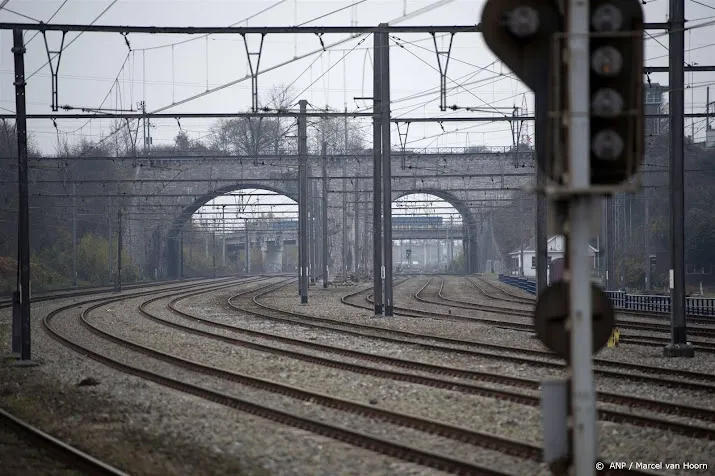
left=336, top=285, right=715, bottom=392
left=0, top=407, right=129, bottom=476
left=465, top=277, right=715, bottom=340
left=150, top=279, right=715, bottom=438
left=42, top=281, right=514, bottom=476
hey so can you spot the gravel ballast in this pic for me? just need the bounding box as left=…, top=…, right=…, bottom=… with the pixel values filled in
left=1, top=283, right=453, bottom=476
left=1, top=276, right=714, bottom=476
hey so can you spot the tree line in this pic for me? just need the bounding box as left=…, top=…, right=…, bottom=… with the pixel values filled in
left=0, top=85, right=367, bottom=292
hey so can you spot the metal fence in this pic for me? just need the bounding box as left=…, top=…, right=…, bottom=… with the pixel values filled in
left=497, top=275, right=715, bottom=317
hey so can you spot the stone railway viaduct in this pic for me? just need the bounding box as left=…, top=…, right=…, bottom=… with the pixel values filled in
left=113, top=148, right=533, bottom=278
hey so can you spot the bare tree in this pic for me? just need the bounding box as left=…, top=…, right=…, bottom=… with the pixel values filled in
left=210, top=84, right=298, bottom=156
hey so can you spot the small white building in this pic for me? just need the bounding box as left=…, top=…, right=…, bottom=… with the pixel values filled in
left=509, top=235, right=599, bottom=277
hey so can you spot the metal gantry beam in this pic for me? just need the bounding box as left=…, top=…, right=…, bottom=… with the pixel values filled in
left=0, top=22, right=482, bottom=34
left=0, top=21, right=672, bottom=33
left=1, top=112, right=710, bottom=120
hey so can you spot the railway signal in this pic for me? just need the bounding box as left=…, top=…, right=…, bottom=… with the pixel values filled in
left=588, top=0, right=644, bottom=185
left=482, top=1, right=645, bottom=475
left=480, top=0, right=563, bottom=182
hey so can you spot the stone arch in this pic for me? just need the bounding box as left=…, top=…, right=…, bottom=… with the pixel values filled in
left=166, top=182, right=298, bottom=278
left=392, top=189, right=479, bottom=274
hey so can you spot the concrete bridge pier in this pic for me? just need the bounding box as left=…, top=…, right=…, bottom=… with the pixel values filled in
left=264, top=241, right=284, bottom=274
left=165, top=230, right=180, bottom=279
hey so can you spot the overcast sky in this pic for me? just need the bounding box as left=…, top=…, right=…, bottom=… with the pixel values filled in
left=1, top=0, right=714, bottom=157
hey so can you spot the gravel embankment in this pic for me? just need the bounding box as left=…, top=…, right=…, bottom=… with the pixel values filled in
left=0, top=422, right=79, bottom=476
left=240, top=277, right=715, bottom=379
left=1, top=282, right=452, bottom=476
left=402, top=277, right=715, bottom=373
left=2, top=276, right=714, bottom=476
left=87, top=288, right=547, bottom=474
left=409, top=277, right=715, bottom=346
left=177, top=285, right=715, bottom=412
left=168, top=284, right=715, bottom=474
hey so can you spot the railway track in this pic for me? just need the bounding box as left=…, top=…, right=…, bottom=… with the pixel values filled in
left=150, top=278, right=715, bottom=440
left=41, top=276, right=525, bottom=475
left=412, top=277, right=715, bottom=353
left=0, top=407, right=129, bottom=476
left=1, top=276, right=248, bottom=475
left=337, top=281, right=715, bottom=392
left=0, top=275, right=233, bottom=310
left=474, top=276, right=715, bottom=326
left=6, top=276, right=706, bottom=474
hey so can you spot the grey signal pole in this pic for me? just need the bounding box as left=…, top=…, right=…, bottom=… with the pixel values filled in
left=299, top=99, right=309, bottom=304
left=536, top=168, right=548, bottom=293
left=380, top=25, right=394, bottom=317
left=644, top=189, right=650, bottom=291
left=606, top=196, right=615, bottom=290
left=13, top=28, right=31, bottom=361
left=354, top=181, right=360, bottom=273
left=665, top=0, right=693, bottom=357
left=309, top=163, right=316, bottom=285
left=566, top=1, right=597, bottom=472
left=117, top=210, right=123, bottom=292
left=180, top=229, right=184, bottom=279
left=212, top=225, right=216, bottom=278
left=322, top=141, right=329, bottom=288
left=372, top=32, right=383, bottom=316
left=108, top=197, right=112, bottom=284
left=245, top=219, right=250, bottom=273
left=342, top=150, right=348, bottom=278
left=519, top=191, right=524, bottom=276
left=72, top=181, right=77, bottom=286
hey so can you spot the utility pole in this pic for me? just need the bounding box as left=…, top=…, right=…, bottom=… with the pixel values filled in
left=343, top=120, right=348, bottom=278
left=298, top=99, right=309, bottom=304
left=380, top=25, right=394, bottom=317
left=180, top=228, right=184, bottom=279
left=245, top=219, right=250, bottom=273
left=606, top=196, right=615, bottom=290
left=708, top=87, right=711, bottom=131
left=519, top=190, right=524, bottom=276
left=13, top=28, right=31, bottom=361
left=72, top=181, right=77, bottom=286
left=644, top=188, right=650, bottom=291
left=349, top=109, right=359, bottom=274
left=141, top=100, right=147, bottom=153
left=354, top=180, right=360, bottom=274
left=117, top=210, right=122, bottom=293
left=536, top=167, right=548, bottom=293
left=322, top=141, right=329, bottom=288
left=310, top=169, right=317, bottom=285
left=666, top=0, right=693, bottom=357
left=212, top=220, right=216, bottom=278
left=222, top=205, right=226, bottom=266
left=108, top=197, right=112, bottom=284
left=372, top=31, right=383, bottom=316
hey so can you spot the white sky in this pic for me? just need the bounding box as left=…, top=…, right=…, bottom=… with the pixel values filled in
left=198, top=190, right=461, bottom=233
left=1, top=0, right=714, bottom=156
